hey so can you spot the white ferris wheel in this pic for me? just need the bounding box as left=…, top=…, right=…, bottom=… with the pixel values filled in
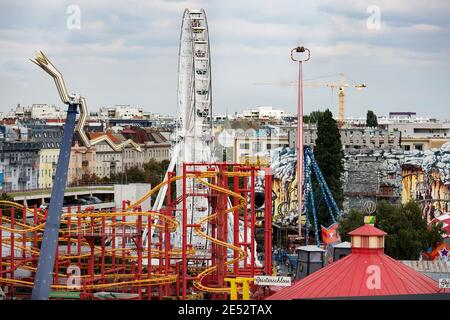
left=146, top=9, right=259, bottom=266
left=149, top=9, right=214, bottom=255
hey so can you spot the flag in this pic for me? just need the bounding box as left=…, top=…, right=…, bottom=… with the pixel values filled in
left=364, top=215, right=376, bottom=225
left=321, top=223, right=340, bottom=245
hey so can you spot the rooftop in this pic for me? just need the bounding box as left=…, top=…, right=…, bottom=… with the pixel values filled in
left=267, top=224, right=446, bottom=300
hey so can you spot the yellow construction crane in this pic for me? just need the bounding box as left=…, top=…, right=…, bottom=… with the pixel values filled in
left=255, top=73, right=367, bottom=125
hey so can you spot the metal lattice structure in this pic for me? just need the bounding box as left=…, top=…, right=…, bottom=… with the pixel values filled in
left=303, top=146, right=342, bottom=246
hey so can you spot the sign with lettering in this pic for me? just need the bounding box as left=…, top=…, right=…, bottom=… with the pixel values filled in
left=49, top=291, right=81, bottom=299
left=254, top=276, right=291, bottom=287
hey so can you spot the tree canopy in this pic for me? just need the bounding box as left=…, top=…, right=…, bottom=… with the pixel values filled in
left=338, top=201, right=444, bottom=260
left=304, top=110, right=325, bottom=124
left=0, top=192, right=21, bottom=218
left=313, top=109, right=344, bottom=229
left=366, top=110, right=378, bottom=127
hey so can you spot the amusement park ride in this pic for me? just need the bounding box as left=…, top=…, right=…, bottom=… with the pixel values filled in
left=0, top=9, right=340, bottom=300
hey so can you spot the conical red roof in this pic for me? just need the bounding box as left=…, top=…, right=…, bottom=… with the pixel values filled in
left=348, top=224, right=387, bottom=236
left=267, top=224, right=445, bottom=299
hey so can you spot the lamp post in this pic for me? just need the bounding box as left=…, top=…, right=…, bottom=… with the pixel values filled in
left=291, top=46, right=310, bottom=239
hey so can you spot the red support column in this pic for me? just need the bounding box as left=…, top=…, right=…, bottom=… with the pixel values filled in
left=33, top=206, right=38, bottom=271
left=121, top=212, right=126, bottom=293
left=101, top=215, right=106, bottom=285
left=176, top=261, right=181, bottom=297
left=158, top=210, right=163, bottom=300
left=137, top=213, right=142, bottom=299
left=264, top=169, right=273, bottom=275
left=243, top=174, right=248, bottom=268
left=10, top=207, right=15, bottom=299
left=89, top=214, right=95, bottom=289
left=250, top=168, right=256, bottom=277
left=0, top=209, right=3, bottom=292
left=210, top=173, right=217, bottom=270
left=215, top=164, right=227, bottom=297
left=165, top=171, right=173, bottom=297
left=77, top=209, right=82, bottom=273
left=112, top=208, right=116, bottom=280
left=147, top=210, right=152, bottom=300
left=22, top=207, right=26, bottom=260
left=67, top=207, right=72, bottom=265
left=233, top=168, right=239, bottom=276
left=181, top=163, right=187, bottom=299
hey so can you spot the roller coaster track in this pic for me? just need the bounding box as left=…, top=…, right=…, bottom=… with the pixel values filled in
left=0, top=170, right=252, bottom=295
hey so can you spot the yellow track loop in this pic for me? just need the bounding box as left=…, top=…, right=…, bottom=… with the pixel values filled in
left=0, top=200, right=36, bottom=214
left=0, top=274, right=178, bottom=290
left=191, top=177, right=247, bottom=293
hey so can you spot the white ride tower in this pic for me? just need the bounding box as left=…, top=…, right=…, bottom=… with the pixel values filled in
left=150, top=9, right=213, bottom=257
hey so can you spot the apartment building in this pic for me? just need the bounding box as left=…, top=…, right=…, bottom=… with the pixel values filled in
left=30, top=125, right=63, bottom=189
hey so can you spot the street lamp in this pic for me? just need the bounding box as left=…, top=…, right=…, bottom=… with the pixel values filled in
left=291, top=46, right=310, bottom=240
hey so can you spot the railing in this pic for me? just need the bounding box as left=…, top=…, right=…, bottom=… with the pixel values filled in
left=5, top=183, right=115, bottom=195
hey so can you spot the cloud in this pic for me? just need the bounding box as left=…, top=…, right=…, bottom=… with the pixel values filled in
left=0, top=0, right=449, bottom=119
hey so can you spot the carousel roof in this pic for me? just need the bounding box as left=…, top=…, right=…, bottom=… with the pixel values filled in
left=267, top=224, right=445, bottom=299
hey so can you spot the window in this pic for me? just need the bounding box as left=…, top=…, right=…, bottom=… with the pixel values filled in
left=253, top=142, right=262, bottom=152
left=414, top=144, right=423, bottom=151
left=403, top=145, right=411, bottom=151
left=240, top=143, right=250, bottom=149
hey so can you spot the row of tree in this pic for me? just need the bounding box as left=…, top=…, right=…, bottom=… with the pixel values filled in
left=72, top=159, right=171, bottom=202
left=304, top=109, right=378, bottom=127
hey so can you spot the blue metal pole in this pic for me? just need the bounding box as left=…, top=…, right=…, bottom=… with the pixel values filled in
left=31, top=102, right=78, bottom=300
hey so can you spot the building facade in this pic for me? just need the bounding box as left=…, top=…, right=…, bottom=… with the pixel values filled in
left=68, top=141, right=97, bottom=185
left=30, top=125, right=63, bottom=189
left=0, top=141, right=39, bottom=192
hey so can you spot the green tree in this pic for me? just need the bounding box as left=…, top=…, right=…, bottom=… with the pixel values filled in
left=338, top=201, right=444, bottom=260
left=366, top=110, right=378, bottom=127
left=125, top=166, right=146, bottom=183
left=0, top=192, right=21, bottom=218
left=99, top=159, right=171, bottom=202
left=313, top=109, right=344, bottom=229
left=143, top=159, right=170, bottom=187
left=71, top=173, right=103, bottom=186
left=304, top=110, right=325, bottom=124
left=337, top=209, right=365, bottom=241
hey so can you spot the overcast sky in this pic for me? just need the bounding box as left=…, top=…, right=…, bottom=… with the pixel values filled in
left=0, top=0, right=449, bottom=119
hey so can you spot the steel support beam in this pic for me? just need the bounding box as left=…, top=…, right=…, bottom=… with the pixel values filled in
left=32, top=103, right=78, bottom=300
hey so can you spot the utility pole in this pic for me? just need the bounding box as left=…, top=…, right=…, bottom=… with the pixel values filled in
left=291, top=46, right=310, bottom=240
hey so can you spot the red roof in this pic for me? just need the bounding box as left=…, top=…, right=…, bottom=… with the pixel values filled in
left=267, top=249, right=441, bottom=299
left=267, top=224, right=445, bottom=300
left=348, top=224, right=387, bottom=236
left=88, top=132, right=121, bottom=144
